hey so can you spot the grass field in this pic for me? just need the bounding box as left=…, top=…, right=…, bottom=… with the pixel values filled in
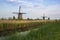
left=0, top=20, right=55, bottom=33
left=0, top=20, right=60, bottom=40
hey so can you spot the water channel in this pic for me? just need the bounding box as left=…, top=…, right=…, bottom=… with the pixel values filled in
left=0, top=28, right=39, bottom=40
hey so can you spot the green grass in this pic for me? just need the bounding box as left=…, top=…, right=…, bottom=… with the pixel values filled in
left=26, top=21, right=60, bottom=40
left=2, top=20, right=60, bottom=40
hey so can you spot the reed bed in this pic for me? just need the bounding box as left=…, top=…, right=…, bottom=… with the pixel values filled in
left=1, top=20, right=60, bottom=40
left=0, top=20, right=57, bottom=36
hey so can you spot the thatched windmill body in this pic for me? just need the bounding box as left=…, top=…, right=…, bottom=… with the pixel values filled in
left=13, top=6, right=26, bottom=20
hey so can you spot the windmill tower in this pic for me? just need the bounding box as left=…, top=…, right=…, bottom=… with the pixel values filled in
left=13, top=6, right=26, bottom=20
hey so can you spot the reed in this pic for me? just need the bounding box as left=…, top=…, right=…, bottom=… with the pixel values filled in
left=0, top=20, right=57, bottom=36
left=2, top=20, right=60, bottom=40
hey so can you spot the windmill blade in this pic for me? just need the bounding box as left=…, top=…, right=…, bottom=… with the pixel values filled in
left=22, top=13, right=26, bottom=14
left=13, top=12, right=19, bottom=14
left=19, top=6, right=21, bottom=13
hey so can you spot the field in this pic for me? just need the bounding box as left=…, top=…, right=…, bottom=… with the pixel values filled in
left=0, top=20, right=54, bottom=32
left=0, top=20, right=60, bottom=40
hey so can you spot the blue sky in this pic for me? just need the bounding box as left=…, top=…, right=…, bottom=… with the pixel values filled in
left=0, top=0, right=60, bottom=19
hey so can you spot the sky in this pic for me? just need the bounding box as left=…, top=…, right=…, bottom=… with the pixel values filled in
left=0, top=0, right=60, bottom=19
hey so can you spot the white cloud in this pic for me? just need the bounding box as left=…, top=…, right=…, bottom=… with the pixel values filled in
left=22, top=4, right=60, bottom=19
left=37, top=0, right=44, bottom=2
left=46, top=4, right=60, bottom=15
left=43, top=4, right=60, bottom=19
left=7, top=0, right=16, bottom=2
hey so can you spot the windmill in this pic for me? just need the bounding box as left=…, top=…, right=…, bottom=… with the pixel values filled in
left=41, top=13, right=50, bottom=20
left=48, top=17, right=50, bottom=20
left=41, top=13, right=47, bottom=20
left=13, top=6, right=26, bottom=20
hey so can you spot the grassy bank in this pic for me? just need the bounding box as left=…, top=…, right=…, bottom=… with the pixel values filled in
left=1, top=20, right=60, bottom=40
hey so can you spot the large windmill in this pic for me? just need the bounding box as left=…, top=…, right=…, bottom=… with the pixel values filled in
left=13, top=6, right=26, bottom=20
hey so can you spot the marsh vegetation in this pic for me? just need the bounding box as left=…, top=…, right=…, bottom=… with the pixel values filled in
left=0, top=20, right=60, bottom=40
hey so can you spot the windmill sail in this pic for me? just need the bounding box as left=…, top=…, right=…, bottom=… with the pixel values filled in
left=19, top=6, right=21, bottom=13
left=13, top=6, right=26, bottom=20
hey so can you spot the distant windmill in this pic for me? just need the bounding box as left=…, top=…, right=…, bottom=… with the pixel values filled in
left=41, top=13, right=47, bottom=20
left=13, top=6, right=26, bottom=20
left=48, top=17, right=50, bottom=20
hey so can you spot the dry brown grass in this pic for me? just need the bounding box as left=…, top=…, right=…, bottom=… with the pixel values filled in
left=0, top=20, right=55, bottom=23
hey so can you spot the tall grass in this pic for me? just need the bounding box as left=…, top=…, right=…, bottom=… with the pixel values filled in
left=0, top=20, right=53, bottom=32
left=1, top=20, right=60, bottom=40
